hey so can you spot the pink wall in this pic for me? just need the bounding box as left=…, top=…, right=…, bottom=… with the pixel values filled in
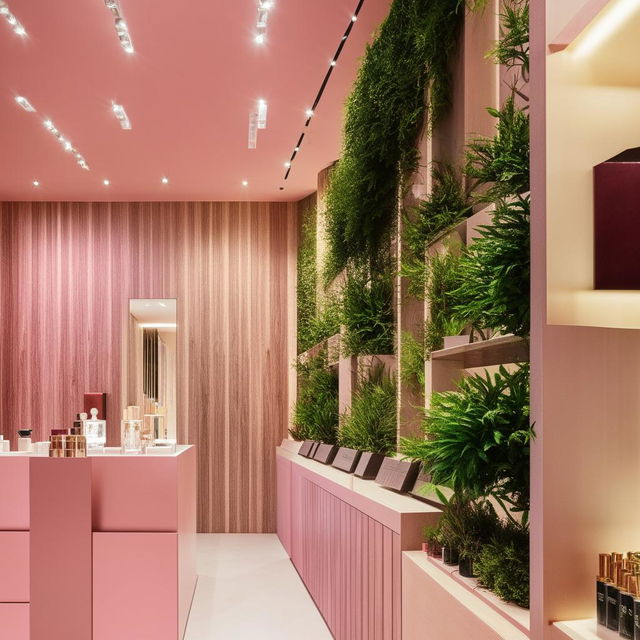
left=0, top=201, right=297, bottom=533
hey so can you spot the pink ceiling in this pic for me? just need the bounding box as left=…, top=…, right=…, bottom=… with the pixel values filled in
left=0, top=0, right=391, bottom=202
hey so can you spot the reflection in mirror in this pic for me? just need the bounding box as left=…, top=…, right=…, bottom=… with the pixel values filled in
left=128, top=299, right=177, bottom=446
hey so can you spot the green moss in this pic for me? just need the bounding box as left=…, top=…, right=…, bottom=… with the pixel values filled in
left=324, top=0, right=470, bottom=280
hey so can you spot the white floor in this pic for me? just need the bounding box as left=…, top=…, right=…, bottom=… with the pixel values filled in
left=184, top=534, right=332, bottom=640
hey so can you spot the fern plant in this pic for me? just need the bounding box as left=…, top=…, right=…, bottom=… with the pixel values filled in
left=341, top=264, right=395, bottom=357
left=401, top=164, right=471, bottom=298
left=451, top=195, right=530, bottom=337
left=400, top=331, right=426, bottom=391
left=465, top=96, right=530, bottom=202
left=401, top=364, right=533, bottom=518
left=487, top=0, right=529, bottom=84
left=290, top=353, right=339, bottom=444
left=297, top=207, right=318, bottom=354
left=339, top=366, right=397, bottom=455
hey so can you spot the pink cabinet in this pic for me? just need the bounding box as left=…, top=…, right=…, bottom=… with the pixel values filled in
left=0, top=532, right=29, bottom=603
left=93, top=533, right=181, bottom=640
left=0, top=457, right=30, bottom=530
left=0, top=603, right=29, bottom=639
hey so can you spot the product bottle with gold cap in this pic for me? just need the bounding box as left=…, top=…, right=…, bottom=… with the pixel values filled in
left=620, top=573, right=639, bottom=638
left=607, top=555, right=625, bottom=631
left=597, top=553, right=612, bottom=626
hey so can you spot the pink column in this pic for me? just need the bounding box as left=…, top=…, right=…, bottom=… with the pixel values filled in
left=30, top=458, right=92, bottom=640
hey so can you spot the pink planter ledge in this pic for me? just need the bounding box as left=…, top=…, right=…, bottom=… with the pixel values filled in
left=0, top=604, right=29, bottom=639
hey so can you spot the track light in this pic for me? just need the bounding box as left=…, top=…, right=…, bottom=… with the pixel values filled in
left=103, top=179, right=110, bottom=186
left=0, top=1, right=26, bottom=36
left=104, top=0, right=134, bottom=54
left=40, top=117, right=90, bottom=170
left=161, top=176, right=169, bottom=184
left=257, top=99, right=268, bottom=129
left=305, top=109, right=314, bottom=118
left=15, top=96, right=35, bottom=112
left=112, top=102, right=131, bottom=129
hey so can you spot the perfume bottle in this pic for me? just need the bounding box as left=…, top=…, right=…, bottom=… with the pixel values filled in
left=620, top=574, right=639, bottom=639
left=607, top=558, right=627, bottom=631
left=84, top=408, right=106, bottom=448
left=17, top=429, right=33, bottom=452
left=597, top=553, right=611, bottom=626
left=0, top=435, right=9, bottom=453
left=121, top=406, right=143, bottom=453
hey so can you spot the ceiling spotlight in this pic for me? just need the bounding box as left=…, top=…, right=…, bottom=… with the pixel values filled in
left=254, top=32, right=265, bottom=44
left=112, top=102, right=131, bottom=129
left=351, top=15, right=358, bottom=22
left=15, top=96, right=35, bottom=112
left=305, top=109, right=314, bottom=118
left=260, top=1, right=274, bottom=9
left=0, top=2, right=26, bottom=36
left=103, top=179, right=110, bottom=186
left=40, top=117, right=90, bottom=170
left=104, top=0, right=134, bottom=54
left=242, top=180, right=249, bottom=187
left=284, top=161, right=291, bottom=168
left=32, top=180, right=39, bottom=187
left=294, top=146, right=300, bottom=152
left=257, top=99, right=268, bottom=129
left=330, top=60, right=336, bottom=66
left=161, top=176, right=169, bottom=184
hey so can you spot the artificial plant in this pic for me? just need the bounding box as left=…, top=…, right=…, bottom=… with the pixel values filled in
left=401, top=364, right=532, bottom=520
left=324, top=0, right=472, bottom=281
left=451, top=195, right=531, bottom=337
left=339, top=365, right=397, bottom=456
left=290, top=353, right=339, bottom=444
left=341, top=263, right=395, bottom=357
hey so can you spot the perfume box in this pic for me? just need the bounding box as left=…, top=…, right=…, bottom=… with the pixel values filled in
left=313, top=443, right=339, bottom=465
left=594, top=148, right=640, bottom=289
left=84, top=392, right=107, bottom=419
left=353, top=452, right=385, bottom=480
left=331, top=447, right=362, bottom=473
left=375, top=457, right=421, bottom=493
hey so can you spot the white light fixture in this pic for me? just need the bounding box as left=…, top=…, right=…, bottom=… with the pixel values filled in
left=32, top=180, right=39, bottom=187
left=248, top=112, right=258, bottom=149
left=257, top=99, right=268, bottom=129
left=139, top=323, right=177, bottom=329
left=572, top=0, right=640, bottom=57
left=254, top=32, right=265, bottom=45
left=15, top=95, right=35, bottom=112
left=161, top=176, right=169, bottom=184
left=330, top=60, right=336, bottom=67
left=260, top=1, right=274, bottom=9
left=351, top=15, right=358, bottom=22
left=111, top=102, right=131, bottom=129
left=0, top=1, right=26, bottom=36
left=103, top=179, right=110, bottom=186
left=294, top=146, right=300, bottom=152
left=254, top=0, right=273, bottom=45
left=103, top=0, right=134, bottom=54
left=242, top=180, right=249, bottom=187
left=40, top=117, right=90, bottom=170
left=284, top=161, right=291, bottom=168
left=305, top=108, right=314, bottom=118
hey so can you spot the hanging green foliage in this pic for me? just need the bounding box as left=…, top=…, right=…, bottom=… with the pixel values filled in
left=341, top=263, right=395, bottom=357
left=290, top=353, right=339, bottom=444
left=465, top=96, right=530, bottom=203
left=451, top=195, right=530, bottom=337
left=324, top=0, right=471, bottom=281
left=401, top=364, right=533, bottom=517
left=487, top=0, right=530, bottom=82
left=339, top=365, right=397, bottom=455
left=401, top=164, right=472, bottom=298
left=400, top=331, right=426, bottom=391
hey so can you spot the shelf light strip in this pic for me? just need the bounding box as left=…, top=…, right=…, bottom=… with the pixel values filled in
left=103, top=0, right=134, bottom=54
left=0, top=1, right=26, bottom=36
left=282, top=0, right=365, bottom=182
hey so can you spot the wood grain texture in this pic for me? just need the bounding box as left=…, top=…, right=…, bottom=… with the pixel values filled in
left=0, top=201, right=297, bottom=533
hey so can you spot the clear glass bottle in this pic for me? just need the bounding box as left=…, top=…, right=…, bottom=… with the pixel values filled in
left=121, top=406, right=143, bottom=454
left=84, top=408, right=106, bottom=450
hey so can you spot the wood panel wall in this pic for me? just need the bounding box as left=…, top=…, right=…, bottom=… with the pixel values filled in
left=0, top=201, right=298, bottom=533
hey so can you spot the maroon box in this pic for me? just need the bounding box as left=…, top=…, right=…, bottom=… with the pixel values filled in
left=84, top=392, right=107, bottom=419
left=594, top=148, right=640, bottom=289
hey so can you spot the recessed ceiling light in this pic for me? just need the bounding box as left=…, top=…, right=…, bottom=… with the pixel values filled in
left=32, top=180, right=39, bottom=187
left=15, top=96, right=35, bottom=112
left=40, top=117, right=90, bottom=170
left=305, top=109, right=314, bottom=118
left=254, top=33, right=265, bottom=44
left=112, top=102, right=132, bottom=129
left=0, top=2, right=27, bottom=36
left=103, top=179, right=110, bottom=186
left=161, top=176, right=169, bottom=184
left=242, top=180, right=249, bottom=187
left=104, top=0, right=134, bottom=54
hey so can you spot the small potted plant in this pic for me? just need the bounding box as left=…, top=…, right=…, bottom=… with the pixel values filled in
left=422, top=524, right=443, bottom=557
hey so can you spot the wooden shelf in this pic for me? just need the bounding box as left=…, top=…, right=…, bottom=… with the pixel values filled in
left=403, top=551, right=529, bottom=640
left=431, top=334, right=529, bottom=368
left=553, top=619, right=619, bottom=640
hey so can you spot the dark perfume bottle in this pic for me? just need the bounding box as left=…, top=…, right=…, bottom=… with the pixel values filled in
left=597, top=553, right=611, bottom=626
left=607, top=560, right=626, bottom=632
left=620, top=575, right=638, bottom=639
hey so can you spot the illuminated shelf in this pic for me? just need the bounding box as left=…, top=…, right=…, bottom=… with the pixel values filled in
left=548, top=0, right=609, bottom=52
left=553, top=619, right=619, bottom=640
left=431, top=334, right=529, bottom=368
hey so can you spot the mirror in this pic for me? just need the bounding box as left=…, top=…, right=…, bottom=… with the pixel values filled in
left=127, top=299, right=177, bottom=443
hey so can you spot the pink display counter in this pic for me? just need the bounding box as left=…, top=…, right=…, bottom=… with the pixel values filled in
left=276, top=444, right=440, bottom=640
left=0, top=445, right=197, bottom=640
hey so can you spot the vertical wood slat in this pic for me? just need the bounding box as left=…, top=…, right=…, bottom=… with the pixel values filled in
left=0, top=201, right=296, bottom=534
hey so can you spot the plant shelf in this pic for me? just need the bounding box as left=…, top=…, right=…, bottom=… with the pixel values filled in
left=403, top=551, right=529, bottom=639
left=553, top=619, right=619, bottom=640
left=431, top=334, right=529, bottom=369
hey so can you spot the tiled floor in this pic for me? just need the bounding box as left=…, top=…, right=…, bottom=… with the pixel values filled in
left=184, top=534, right=332, bottom=639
